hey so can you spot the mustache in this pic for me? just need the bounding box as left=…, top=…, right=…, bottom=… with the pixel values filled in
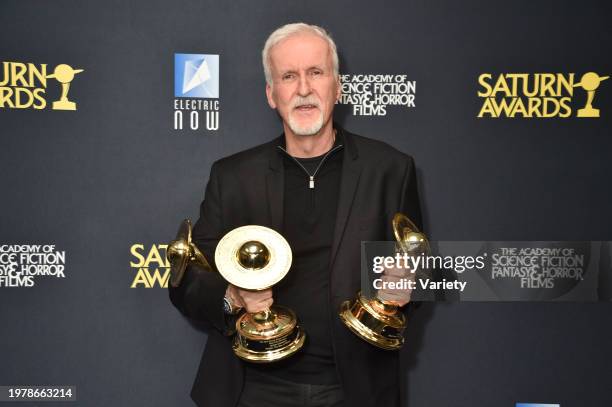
left=291, top=96, right=320, bottom=109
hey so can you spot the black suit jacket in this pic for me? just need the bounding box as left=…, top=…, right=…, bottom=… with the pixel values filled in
left=169, top=127, right=422, bottom=407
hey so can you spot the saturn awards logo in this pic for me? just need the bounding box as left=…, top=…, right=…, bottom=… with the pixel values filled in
left=130, top=244, right=170, bottom=288
left=477, top=72, right=609, bottom=118
left=173, top=53, right=220, bottom=131
left=0, top=61, right=83, bottom=111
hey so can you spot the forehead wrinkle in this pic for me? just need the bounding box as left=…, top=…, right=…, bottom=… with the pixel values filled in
left=269, top=34, right=333, bottom=76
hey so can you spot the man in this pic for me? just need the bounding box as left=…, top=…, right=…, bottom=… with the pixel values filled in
left=169, top=23, right=422, bottom=407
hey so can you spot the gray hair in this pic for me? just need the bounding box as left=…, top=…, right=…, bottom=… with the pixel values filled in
left=262, top=23, right=339, bottom=86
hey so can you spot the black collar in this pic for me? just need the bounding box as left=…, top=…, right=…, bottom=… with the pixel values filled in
left=269, top=123, right=358, bottom=171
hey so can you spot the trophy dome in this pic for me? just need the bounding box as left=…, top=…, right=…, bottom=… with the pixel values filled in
left=238, top=241, right=271, bottom=270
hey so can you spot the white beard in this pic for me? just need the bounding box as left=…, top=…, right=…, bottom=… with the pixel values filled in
left=287, top=110, right=324, bottom=136
left=287, top=95, right=324, bottom=136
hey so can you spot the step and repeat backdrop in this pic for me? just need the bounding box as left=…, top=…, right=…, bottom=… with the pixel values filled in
left=1, top=1, right=611, bottom=406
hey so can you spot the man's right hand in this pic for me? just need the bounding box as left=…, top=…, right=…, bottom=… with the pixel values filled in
left=226, top=284, right=273, bottom=313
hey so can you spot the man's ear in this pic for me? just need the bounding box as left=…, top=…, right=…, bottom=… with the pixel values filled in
left=335, top=75, right=341, bottom=101
left=265, top=83, right=277, bottom=109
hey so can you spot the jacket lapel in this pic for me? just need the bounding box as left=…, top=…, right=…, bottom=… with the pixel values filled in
left=266, top=142, right=284, bottom=231
left=329, top=130, right=362, bottom=269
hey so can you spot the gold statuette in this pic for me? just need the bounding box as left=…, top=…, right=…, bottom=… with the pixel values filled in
left=167, top=219, right=213, bottom=287
left=339, top=213, right=429, bottom=350
left=215, top=226, right=305, bottom=363
left=574, top=72, right=609, bottom=118
left=46, top=64, right=84, bottom=111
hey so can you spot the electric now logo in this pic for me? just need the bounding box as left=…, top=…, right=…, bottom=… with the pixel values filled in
left=516, top=403, right=560, bottom=407
left=172, top=53, right=220, bottom=132
left=174, top=53, right=219, bottom=98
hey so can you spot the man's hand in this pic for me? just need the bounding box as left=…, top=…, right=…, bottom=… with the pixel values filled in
left=376, top=263, right=414, bottom=307
left=226, top=284, right=273, bottom=313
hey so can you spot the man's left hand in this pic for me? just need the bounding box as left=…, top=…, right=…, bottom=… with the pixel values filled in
left=376, top=263, right=414, bottom=307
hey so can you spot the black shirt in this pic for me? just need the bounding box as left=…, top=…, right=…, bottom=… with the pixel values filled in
left=246, top=135, right=344, bottom=384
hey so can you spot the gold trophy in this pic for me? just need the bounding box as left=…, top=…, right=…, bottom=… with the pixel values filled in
left=215, top=225, right=305, bottom=363
left=573, top=72, right=609, bottom=118
left=167, top=219, right=213, bottom=287
left=46, top=64, right=84, bottom=111
left=167, top=221, right=305, bottom=362
left=339, top=213, right=429, bottom=350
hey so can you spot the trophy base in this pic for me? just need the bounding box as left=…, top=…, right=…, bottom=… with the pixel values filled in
left=577, top=107, right=600, bottom=118
left=233, top=305, right=306, bottom=363
left=339, top=292, right=405, bottom=350
left=233, top=327, right=305, bottom=363
left=52, top=100, right=77, bottom=111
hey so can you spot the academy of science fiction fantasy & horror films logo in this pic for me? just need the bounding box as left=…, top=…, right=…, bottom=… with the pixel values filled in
left=338, top=74, right=416, bottom=116
left=0, top=61, right=84, bottom=111
left=173, top=53, right=220, bottom=132
left=477, top=72, right=609, bottom=118
left=0, top=245, right=67, bottom=287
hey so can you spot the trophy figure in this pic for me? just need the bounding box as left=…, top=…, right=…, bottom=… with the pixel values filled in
left=166, top=219, right=213, bottom=287
left=46, top=64, right=84, bottom=111
left=339, top=213, right=429, bottom=350
left=574, top=72, right=609, bottom=118
left=215, top=225, right=305, bottom=363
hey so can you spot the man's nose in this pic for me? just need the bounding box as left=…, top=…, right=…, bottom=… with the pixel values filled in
left=297, top=74, right=311, bottom=96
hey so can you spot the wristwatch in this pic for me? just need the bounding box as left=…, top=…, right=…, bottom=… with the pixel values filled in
left=223, top=295, right=241, bottom=315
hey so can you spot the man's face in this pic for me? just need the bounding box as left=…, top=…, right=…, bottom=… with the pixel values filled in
left=265, top=33, right=340, bottom=136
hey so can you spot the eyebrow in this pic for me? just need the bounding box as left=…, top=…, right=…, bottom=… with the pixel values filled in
left=279, top=65, right=326, bottom=75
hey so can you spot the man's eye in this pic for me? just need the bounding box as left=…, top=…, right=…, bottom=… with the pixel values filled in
left=311, top=70, right=322, bottom=76
left=282, top=74, right=295, bottom=80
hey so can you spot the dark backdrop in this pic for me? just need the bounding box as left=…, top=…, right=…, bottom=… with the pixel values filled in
left=1, top=1, right=610, bottom=406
